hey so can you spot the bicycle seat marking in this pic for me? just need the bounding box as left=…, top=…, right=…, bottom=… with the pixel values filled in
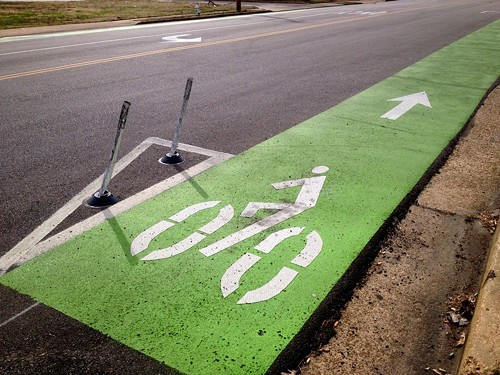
left=130, top=166, right=329, bottom=304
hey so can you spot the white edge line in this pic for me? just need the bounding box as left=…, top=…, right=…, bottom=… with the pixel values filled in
left=0, top=137, right=232, bottom=275
left=0, top=5, right=372, bottom=45
left=0, top=302, right=41, bottom=328
left=0, top=13, right=259, bottom=43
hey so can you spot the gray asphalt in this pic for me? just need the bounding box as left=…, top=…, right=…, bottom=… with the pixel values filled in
left=1, top=0, right=498, bottom=258
left=1, top=0, right=499, bottom=373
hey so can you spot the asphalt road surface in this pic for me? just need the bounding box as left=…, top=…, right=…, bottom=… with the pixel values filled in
left=1, top=0, right=499, bottom=373
left=1, top=0, right=499, bottom=259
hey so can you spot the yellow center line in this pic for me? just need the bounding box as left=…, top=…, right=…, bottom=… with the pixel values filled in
left=1, top=14, right=392, bottom=81
left=0, top=2, right=464, bottom=81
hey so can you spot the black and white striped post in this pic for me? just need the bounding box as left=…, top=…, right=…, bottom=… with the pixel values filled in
left=159, top=78, right=193, bottom=165
left=86, top=101, right=131, bottom=208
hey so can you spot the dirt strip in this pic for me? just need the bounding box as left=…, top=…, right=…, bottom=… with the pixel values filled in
left=298, top=86, right=499, bottom=375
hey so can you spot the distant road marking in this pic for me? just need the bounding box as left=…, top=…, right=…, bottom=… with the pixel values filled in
left=162, top=34, right=202, bottom=43
left=0, top=7, right=377, bottom=56
left=0, top=19, right=267, bottom=55
left=0, top=33, right=172, bottom=56
left=0, top=6, right=379, bottom=46
left=337, top=10, right=386, bottom=15
left=0, top=14, right=390, bottom=81
left=0, top=302, right=40, bottom=328
left=0, top=137, right=232, bottom=275
left=0, top=0, right=480, bottom=78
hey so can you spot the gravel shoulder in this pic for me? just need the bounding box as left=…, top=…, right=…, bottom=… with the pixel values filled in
left=299, top=85, right=499, bottom=375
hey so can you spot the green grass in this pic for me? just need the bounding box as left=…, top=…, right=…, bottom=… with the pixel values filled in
left=0, top=0, right=253, bottom=29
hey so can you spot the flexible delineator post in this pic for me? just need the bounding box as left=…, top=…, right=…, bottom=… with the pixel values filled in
left=98, top=101, right=131, bottom=197
left=160, top=78, right=193, bottom=164
left=86, top=101, right=131, bottom=208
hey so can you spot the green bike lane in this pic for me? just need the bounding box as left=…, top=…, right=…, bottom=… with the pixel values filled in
left=1, top=20, right=498, bottom=374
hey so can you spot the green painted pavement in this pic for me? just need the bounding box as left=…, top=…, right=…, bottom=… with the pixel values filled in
left=2, top=20, right=499, bottom=374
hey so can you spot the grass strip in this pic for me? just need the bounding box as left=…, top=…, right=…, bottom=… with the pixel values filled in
left=0, top=0, right=253, bottom=29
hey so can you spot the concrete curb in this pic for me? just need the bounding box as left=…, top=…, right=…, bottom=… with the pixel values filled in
left=458, top=223, right=500, bottom=374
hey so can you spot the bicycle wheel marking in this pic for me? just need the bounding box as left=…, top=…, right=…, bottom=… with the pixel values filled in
left=1, top=21, right=498, bottom=375
left=221, top=253, right=261, bottom=297
left=131, top=201, right=236, bottom=261
left=130, top=221, right=175, bottom=256
left=198, top=204, right=234, bottom=234
left=237, top=267, right=299, bottom=305
left=291, top=230, right=323, bottom=267
left=254, top=227, right=305, bottom=253
left=170, top=200, right=220, bottom=222
left=141, top=232, right=206, bottom=261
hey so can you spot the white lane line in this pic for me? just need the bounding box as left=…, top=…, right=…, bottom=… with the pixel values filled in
left=0, top=137, right=232, bottom=275
left=0, top=6, right=377, bottom=52
left=0, top=14, right=302, bottom=54
left=0, top=13, right=255, bottom=41
left=0, top=33, right=174, bottom=56
left=0, top=302, right=41, bottom=328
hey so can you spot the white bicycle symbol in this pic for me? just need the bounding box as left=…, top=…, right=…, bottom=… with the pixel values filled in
left=130, top=166, right=329, bottom=304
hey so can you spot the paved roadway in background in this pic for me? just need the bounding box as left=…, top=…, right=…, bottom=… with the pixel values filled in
left=0, top=0, right=499, bottom=373
left=1, top=0, right=498, bottom=258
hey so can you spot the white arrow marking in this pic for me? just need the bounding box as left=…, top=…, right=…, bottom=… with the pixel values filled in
left=380, top=91, right=431, bottom=120
left=162, top=34, right=202, bottom=43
